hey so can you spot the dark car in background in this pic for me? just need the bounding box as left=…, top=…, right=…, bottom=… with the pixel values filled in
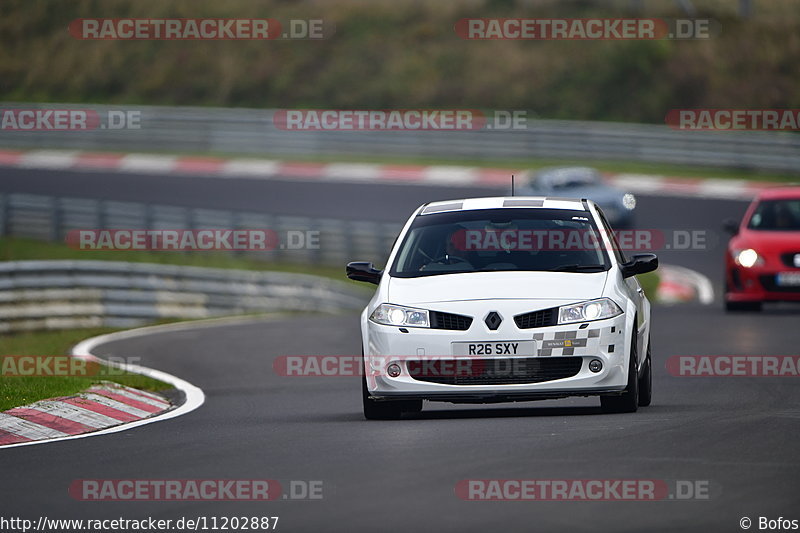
left=517, top=167, right=636, bottom=229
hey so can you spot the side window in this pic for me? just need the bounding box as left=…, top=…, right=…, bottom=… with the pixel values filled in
left=595, top=208, right=627, bottom=264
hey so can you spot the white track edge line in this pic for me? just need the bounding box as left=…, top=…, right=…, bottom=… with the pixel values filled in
left=0, top=314, right=284, bottom=449
left=660, top=264, right=715, bottom=305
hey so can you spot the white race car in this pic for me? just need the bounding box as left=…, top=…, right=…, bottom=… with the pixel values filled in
left=347, top=197, right=657, bottom=419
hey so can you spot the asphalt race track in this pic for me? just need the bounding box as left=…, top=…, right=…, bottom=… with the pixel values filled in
left=1, top=167, right=797, bottom=532
left=0, top=166, right=494, bottom=221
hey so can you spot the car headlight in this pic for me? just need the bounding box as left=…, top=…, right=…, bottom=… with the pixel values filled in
left=369, top=303, right=430, bottom=328
left=558, top=298, right=623, bottom=324
left=622, top=193, right=636, bottom=210
left=734, top=248, right=762, bottom=268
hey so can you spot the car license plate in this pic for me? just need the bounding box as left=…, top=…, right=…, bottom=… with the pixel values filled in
left=451, top=341, right=536, bottom=356
left=776, top=272, right=800, bottom=286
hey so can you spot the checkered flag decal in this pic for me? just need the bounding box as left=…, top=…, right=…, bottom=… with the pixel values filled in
left=533, top=326, right=614, bottom=356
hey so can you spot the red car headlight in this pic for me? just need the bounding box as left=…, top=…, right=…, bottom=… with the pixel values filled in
left=732, top=248, right=764, bottom=268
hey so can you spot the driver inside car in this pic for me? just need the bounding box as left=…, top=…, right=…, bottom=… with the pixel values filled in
left=419, top=226, right=474, bottom=271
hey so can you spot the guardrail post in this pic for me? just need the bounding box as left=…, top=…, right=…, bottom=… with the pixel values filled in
left=344, top=220, right=355, bottom=264
left=144, top=203, right=154, bottom=231
left=232, top=211, right=244, bottom=258
left=49, top=196, right=62, bottom=242
left=0, top=193, right=7, bottom=238
left=98, top=199, right=108, bottom=233
left=311, top=218, right=322, bottom=265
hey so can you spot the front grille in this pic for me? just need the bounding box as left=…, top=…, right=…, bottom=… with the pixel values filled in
left=430, top=311, right=473, bottom=331
left=514, top=307, right=558, bottom=329
left=407, top=357, right=582, bottom=385
left=780, top=253, right=800, bottom=269
left=730, top=268, right=743, bottom=291
left=759, top=275, right=800, bottom=293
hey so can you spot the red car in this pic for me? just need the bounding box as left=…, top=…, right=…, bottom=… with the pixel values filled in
left=724, top=187, right=800, bottom=312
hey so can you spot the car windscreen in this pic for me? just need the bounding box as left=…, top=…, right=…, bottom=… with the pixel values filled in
left=747, top=199, right=800, bottom=231
left=549, top=176, right=598, bottom=189
left=539, top=170, right=600, bottom=189
left=390, top=208, right=611, bottom=278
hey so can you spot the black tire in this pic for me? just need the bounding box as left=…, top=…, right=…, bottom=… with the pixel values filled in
left=362, top=374, right=404, bottom=420
left=361, top=352, right=423, bottom=420
left=637, top=336, right=652, bottom=407
left=724, top=299, right=762, bottom=312
left=601, top=330, right=639, bottom=414
left=403, top=399, right=423, bottom=414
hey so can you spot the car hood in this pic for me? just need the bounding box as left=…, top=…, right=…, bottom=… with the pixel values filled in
left=387, top=271, right=608, bottom=304
left=734, top=229, right=800, bottom=252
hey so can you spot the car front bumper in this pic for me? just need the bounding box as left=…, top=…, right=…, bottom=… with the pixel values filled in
left=364, top=309, right=630, bottom=402
left=726, top=264, right=800, bottom=302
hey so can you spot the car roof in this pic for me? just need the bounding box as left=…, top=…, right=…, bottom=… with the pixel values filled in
left=419, top=196, right=588, bottom=215
left=534, top=166, right=599, bottom=176
left=534, top=166, right=600, bottom=181
left=755, top=187, right=800, bottom=201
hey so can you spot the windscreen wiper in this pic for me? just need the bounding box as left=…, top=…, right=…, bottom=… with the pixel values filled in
left=549, top=264, right=607, bottom=272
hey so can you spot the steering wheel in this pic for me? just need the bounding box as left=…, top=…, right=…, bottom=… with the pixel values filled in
left=431, top=254, right=471, bottom=265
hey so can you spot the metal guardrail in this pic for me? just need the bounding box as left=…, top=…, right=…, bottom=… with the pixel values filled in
left=0, top=191, right=391, bottom=332
left=0, top=260, right=368, bottom=333
left=1, top=103, right=798, bottom=173
left=0, top=192, right=402, bottom=267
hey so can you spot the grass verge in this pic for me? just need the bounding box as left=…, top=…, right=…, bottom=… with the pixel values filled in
left=0, top=328, right=170, bottom=412
left=637, top=271, right=660, bottom=301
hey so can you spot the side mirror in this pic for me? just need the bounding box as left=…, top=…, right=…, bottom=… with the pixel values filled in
left=723, top=218, right=740, bottom=236
left=346, top=261, right=383, bottom=285
left=621, top=253, right=658, bottom=278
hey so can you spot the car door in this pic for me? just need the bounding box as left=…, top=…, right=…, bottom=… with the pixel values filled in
left=596, top=208, right=646, bottom=359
